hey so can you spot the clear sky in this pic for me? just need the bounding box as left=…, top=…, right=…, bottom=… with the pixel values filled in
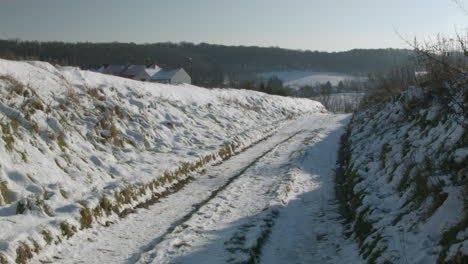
left=0, top=0, right=466, bottom=51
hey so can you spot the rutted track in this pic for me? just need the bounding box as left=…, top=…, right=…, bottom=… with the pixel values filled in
left=131, top=129, right=307, bottom=263
left=135, top=128, right=319, bottom=263
left=33, top=114, right=355, bottom=264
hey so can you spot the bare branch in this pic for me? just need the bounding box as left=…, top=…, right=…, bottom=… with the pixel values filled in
left=451, top=0, right=468, bottom=16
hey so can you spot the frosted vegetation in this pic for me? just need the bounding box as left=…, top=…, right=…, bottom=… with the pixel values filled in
left=340, top=83, right=467, bottom=263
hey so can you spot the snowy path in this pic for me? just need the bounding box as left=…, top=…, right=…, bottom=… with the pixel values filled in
left=34, top=114, right=362, bottom=264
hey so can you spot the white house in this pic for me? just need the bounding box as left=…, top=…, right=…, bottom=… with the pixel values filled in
left=97, top=64, right=191, bottom=84
left=151, top=68, right=191, bottom=85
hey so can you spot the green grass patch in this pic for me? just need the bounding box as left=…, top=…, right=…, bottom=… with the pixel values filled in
left=41, top=229, right=53, bottom=245
left=16, top=200, right=30, bottom=214
left=380, top=143, right=392, bottom=168
left=59, top=222, right=76, bottom=239
left=2, top=135, right=14, bottom=152
left=354, top=206, right=375, bottom=246
left=57, top=133, right=67, bottom=150
left=397, top=164, right=415, bottom=194
left=438, top=211, right=468, bottom=262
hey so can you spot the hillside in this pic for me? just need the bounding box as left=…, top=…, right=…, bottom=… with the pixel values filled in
left=257, top=71, right=365, bottom=90
left=0, top=40, right=413, bottom=86
left=0, top=59, right=325, bottom=263
left=340, top=84, right=467, bottom=263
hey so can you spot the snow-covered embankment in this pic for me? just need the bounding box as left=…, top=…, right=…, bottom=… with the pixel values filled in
left=0, top=59, right=325, bottom=263
left=341, top=86, right=467, bottom=263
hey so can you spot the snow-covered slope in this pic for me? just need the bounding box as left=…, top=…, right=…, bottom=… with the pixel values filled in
left=257, top=71, right=364, bottom=89
left=342, top=86, right=467, bottom=263
left=0, top=59, right=325, bottom=263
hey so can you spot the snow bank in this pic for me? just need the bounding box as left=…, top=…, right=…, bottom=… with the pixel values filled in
left=343, top=86, right=467, bottom=263
left=0, top=59, right=325, bottom=263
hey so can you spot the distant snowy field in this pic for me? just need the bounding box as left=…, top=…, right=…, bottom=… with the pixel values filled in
left=0, top=59, right=325, bottom=263
left=257, top=71, right=365, bottom=89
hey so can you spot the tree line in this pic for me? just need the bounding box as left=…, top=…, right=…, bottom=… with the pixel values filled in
left=0, top=39, right=413, bottom=87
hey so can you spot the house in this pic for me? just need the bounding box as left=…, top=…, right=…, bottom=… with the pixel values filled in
left=120, top=64, right=161, bottom=81
left=97, top=64, right=191, bottom=84
left=151, top=68, right=191, bottom=85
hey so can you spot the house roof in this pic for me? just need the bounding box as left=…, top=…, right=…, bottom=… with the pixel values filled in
left=144, top=68, right=160, bottom=77
left=97, top=64, right=188, bottom=81
left=97, top=65, right=126, bottom=75
left=151, top=69, right=181, bottom=80
left=98, top=64, right=162, bottom=77
left=121, top=65, right=147, bottom=76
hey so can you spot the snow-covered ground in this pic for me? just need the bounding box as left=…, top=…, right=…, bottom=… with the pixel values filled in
left=344, top=87, right=467, bottom=263
left=6, top=57, right=463, bottom=264
left=0, top=59, right=327, bottom=263
left=257, top=71, right=365, bottom=89
left=30, top=113, right=362, bottom=264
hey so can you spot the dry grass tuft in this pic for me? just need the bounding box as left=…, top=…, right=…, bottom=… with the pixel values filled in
left=79, top=206, right=93, bottom=229
left=0, top=181, right=10, bottom=205
left=15, top=241, right=33, bottom=264
left=0, top=253, right=7, bottom=264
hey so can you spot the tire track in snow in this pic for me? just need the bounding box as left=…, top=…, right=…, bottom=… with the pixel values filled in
left=223, top=130, right=323, bottom=264
left=133, top=129, right=310, bottom=264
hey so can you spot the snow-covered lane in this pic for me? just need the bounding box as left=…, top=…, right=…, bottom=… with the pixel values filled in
left=136, top=113, right=357, bottom=264
left=33, top=113, right=358, bottom=264
left=260, top=116, right=363, bottom=264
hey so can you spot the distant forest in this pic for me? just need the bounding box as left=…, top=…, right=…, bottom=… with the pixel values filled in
left=0, top=39, right=413, bottom=87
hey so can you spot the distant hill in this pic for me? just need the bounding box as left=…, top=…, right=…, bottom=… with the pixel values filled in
left=0, top=39, right=413, bottom=87
left=257, top=71, right=366, bottom=89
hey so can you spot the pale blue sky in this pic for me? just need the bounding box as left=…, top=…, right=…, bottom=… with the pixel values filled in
left=0, top=0, right=465, bottom=51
